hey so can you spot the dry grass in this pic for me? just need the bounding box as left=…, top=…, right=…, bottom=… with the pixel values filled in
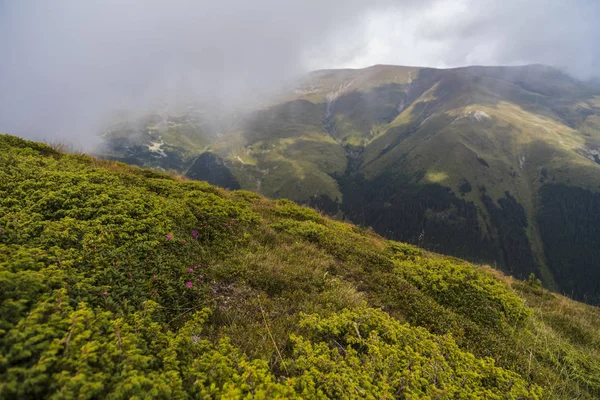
left=46, top=140, right=85, bottom=155
left=480, top=264, right=516, bottom=285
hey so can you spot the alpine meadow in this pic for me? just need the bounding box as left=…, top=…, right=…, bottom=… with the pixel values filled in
left=1, top=134, right=600, bottom=398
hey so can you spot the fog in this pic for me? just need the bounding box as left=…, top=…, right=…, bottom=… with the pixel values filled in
left=1, top=0, right=598, bottom=148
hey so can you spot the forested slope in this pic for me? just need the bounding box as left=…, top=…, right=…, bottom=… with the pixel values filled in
left=1, top=134, right=600, bottom=399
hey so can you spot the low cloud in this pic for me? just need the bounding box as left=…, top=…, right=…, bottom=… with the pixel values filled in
left=1, top=0, right=598, bottom=148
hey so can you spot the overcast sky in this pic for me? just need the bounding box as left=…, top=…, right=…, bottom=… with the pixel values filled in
left=1, top=0, right=599, bottom=147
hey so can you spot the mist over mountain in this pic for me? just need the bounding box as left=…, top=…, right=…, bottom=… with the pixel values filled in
left=1, top=0, right=599, bottom=148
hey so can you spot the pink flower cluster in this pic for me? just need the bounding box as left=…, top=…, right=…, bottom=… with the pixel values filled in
left=186, top=265, right=204, bottom=291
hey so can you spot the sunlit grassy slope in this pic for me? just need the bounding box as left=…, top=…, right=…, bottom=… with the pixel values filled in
left=2, top=134, right=600, bottom=398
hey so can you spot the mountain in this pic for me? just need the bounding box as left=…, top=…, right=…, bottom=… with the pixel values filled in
left=180, top=64, right=600, bottom=304
left=96, top=64, right=600, bottom=304
left=2, top=134, right=600, bottom=398
left=96, top=104, right=237, bottom=172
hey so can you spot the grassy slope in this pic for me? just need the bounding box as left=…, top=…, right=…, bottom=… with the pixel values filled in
left=359, top=68, right=600, bottom=288
left=290, top=64, right=417, bottom=104
left=1, top=134, right=600, bottom=399
left=205, top=101, right=347, bottom=202
left=198, top=65, right=419, bottom=202
left=362, top=68, right=600, bottom=191
left=201, top=64, right=600, bottom=202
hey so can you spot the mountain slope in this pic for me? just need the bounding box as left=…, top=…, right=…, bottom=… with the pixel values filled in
left=185, top=64, right=600, bottom=304
left=96, top=106, right=234, bottom=172
left=2, top=134, right=600, bottom=398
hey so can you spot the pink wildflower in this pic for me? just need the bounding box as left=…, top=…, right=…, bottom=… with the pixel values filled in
left=152, top=290, right=158, bottom=295
left=198, top=275, right=204, bottom=279
left=103, top=291, right=108, bottom=296
left=186, top=281, right=193, bottom=288
left=166, top=234, right=173, bottom=240
left=233, top=218, right=237, bottom=223
left=192, top=230, right=199, bottom=238
left=153, top=275, right=157, bottom=280
left=195, top=291, right=201, bottom=295
left=188, top=268, right=194, bottom=273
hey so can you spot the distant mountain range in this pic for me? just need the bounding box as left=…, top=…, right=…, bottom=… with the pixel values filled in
left=99, top=64, right=600, bottom=304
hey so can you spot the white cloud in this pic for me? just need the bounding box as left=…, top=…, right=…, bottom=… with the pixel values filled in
left=328, top=0, right=599, bottom=76
left=1, top=0, right=598, bottom=146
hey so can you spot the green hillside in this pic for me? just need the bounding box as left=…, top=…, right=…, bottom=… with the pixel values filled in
left=96, top=108, right=225, bottom=172
left=2, top=134, right=600, bottom=398
left=184, top=64, right=600, bottom=304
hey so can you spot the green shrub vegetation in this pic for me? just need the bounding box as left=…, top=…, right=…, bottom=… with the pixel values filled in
left=1, top=134, right=599, bottom=399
